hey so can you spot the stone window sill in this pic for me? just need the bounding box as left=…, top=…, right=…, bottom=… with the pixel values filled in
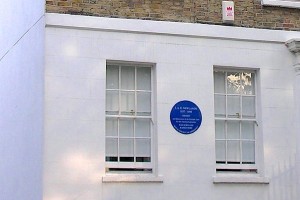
left=262, top=0, right=300, bottom=9
left=213, top=174, right=270, bottom=184
left=102, top=174, right=164, bottom=183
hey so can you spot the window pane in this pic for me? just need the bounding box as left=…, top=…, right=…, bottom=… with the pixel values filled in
left=137, top=92, right=151, bottom=116
left=136, top=157, right=151, bottom=162
left=227, top=121, right=240, bottom=139
left=214, top=94, right=226, bottom=117
left=136, top=139, right=151, bottom=156
left=106, top=138, right=118, bottom=156
left=215, top=120, right=225, bottom=139
left=106, top=90, right=119, bottom=114
left=227, top=72, right=240, bottom=94
left=106, top=118, right=118, bottom=136
left=119, top=119, right=134, bottom=137
left=214, top=71, right=225, bottom=93
left=106, top=65, right=119, bottom=89
left=216, top=140, right=226, bottom=163
left=121, top=66, right=135, bottom=90
left=241, top=121, right=255, bottom=140
left=241, top=72, right=255, bottom=95
left=120, top=157, right=134, bottom=162
left=136, top=119, right=151, bottom=137
left=119, top=138, right=134, bottom=156
left=242, top=141, right=255, bottom=163
left=137, top=67, right=151, bottom=90
left=227, top=141, right=240, bottom=163
left=242, top=96, right=255, bottom=119
left=121, top=91, right=135, bottom=115
left=227, top=95, right=240, bottom=118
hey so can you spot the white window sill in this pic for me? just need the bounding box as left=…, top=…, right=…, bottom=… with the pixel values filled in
left=262, top=0, right=300, bottom=9
left=102, top=174, right=164, bottom=183
left=213, top=174, right=270, bottom=184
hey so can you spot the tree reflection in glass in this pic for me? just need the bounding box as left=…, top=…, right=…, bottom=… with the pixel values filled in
left=227, top=72, right=255, bottom=95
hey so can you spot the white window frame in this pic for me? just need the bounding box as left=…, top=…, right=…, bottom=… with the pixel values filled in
left=105, top=61, right=157, bottom=175
left=214, top=68, right=258, bottom=172
left=213, top=67, right=268, bottom=184
left=262, top=0, right=300, bottom=9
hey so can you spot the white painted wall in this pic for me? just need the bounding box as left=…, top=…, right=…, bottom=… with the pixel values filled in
left=44, top=13, right=300, bottom=200
left=0, top=1, right=44, bottom=200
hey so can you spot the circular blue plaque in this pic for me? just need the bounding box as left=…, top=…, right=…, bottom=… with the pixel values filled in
left=170, top=100, right=202, bottom=135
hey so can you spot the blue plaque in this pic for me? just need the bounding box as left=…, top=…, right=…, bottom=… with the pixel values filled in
left=170, top=100, right=202, bottom=135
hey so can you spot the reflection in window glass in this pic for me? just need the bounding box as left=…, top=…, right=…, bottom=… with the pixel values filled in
left=241, top=72, right=255, bottom=95
left=227, top=72, right=240, bottom=94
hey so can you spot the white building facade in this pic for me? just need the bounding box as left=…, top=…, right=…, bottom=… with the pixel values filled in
left=44, top=13, right=300, bottom=200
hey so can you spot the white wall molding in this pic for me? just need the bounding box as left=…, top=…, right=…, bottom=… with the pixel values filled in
left=262, top=0, right=300, bottom=9
left=286, top=39, right=300, bottom=74
left=46, top=13, right=300, bottom=44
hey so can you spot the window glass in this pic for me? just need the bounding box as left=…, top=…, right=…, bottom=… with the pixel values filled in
left=106, top=138, right=118, bottom=157
left=214, top=69, right=257, bottom=169
left=227, top=140, right=240, bottom=163
left=227, top=95, right=240, bottom=118
left=227, top=121, right=240, bottom=139
left=242, top=96, right=255, bottom=119
left=106, top=65, right=119, bottom=89
left=137, top=67, right=151, bottom=90
left=242, top=141, right=255, bottom=163
left=215, top=120, right=225, bottom=139
left=121, top=66, right=135, bottom=90
left=216, top=141, right=226, bottom=163
left=137, top=92, right=151, bottom=116
left=119, top=119, right=134, bottom=137
left=105, top=63, right=153, bottom=170
left=241, top=72, right=255, bottom=95
left=227, top=72, right=240, bottom=94
left=106, top=90, right=119, bottom=114
left=106, top=118, right=118, bottom=136
left=241, top=121, right=255, bottom=140
left=121, top=91, right=135, bottom=115
left=136, top=119, right=151, bottom=137
left=214, top=71, right=225, bottom=93
left=214, top=94, right=226, bottom=117
left=119, top=138, right=134, bottom=157
left=136, top=138, right=151, bottom=156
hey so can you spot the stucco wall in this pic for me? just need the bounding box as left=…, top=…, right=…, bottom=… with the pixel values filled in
left=46, top=0, right=300, bottom=31
left=0, top=1, right=44, bottom=200
left=44, top=13, right=300, bottom=200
